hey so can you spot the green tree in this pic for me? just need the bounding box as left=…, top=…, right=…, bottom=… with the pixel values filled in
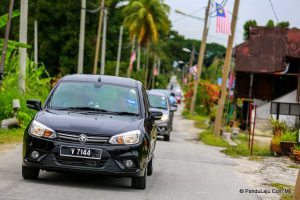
left=276, top=21, right=290, bottom=28
left=266, top=19, right=275, bottom=28
left=123, top=0, right=170, bottom=86
left=123, top=0, right=170, bottom=46
left=243, top=20, right=257, bottom=40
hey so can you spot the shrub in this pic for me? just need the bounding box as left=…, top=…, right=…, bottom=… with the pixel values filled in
left=184, top=80, right=220, bottom=115
left=0, top=52, right=51, bottom=127
left=281, top=130, right=298, bottom=142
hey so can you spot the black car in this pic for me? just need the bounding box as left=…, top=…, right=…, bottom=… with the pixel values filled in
left=22, top=74, right=162, bottom=189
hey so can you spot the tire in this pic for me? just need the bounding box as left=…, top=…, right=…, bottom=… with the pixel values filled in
left=147, top=156, right=154, bottom=176
left=22, top=166, right=39, bottom=180
left=131, top=168, right=147, bottom=189
left=163, top=134, right=170, bottom=141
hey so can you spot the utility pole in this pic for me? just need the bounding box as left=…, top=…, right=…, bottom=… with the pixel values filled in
left=189, top=0, right=211, bottom=115
left=295, top=170, right=300, bottom=200
left=116, top=25, right=123, bottom=76
left=213, top=0, right=240, bottom=137
left=100, top=8, right=107, bottom=75
left=34, top=20, right=38, bottom=65
left=93, top=0, right=105, bottom=74
left=137, top=45, right=141, bottom=71
left=77, top=0, right=86, bottom=73
left=19, top=0, right=28, bottom=93
left=188, top=47, right=195, bottom=83
left=157, top=57, right=161, bottom=75
left=0, top=0, right=14, bottom=87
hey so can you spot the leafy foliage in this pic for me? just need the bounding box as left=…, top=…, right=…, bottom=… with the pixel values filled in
left=266, top=19, right=275, bottom=28
left=243, top=20, right=257, bottom=40
left=281, top=130, right=298, bottom=142
left=0, top=53, right=51, bottom=127
left=243, top=19, right=291, bottom=40
left=123, top=0, right=170, bottom=46
left=184, top=80, right=220, bottom=115
left=276, top=21, right=290, bottom=28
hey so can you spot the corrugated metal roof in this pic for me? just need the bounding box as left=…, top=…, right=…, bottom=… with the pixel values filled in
left=235, top=27, right=300, bottom=73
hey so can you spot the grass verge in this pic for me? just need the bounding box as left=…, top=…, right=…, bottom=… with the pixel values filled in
left=199, top=130, right=270, bottom=157
left=268, top=182, right=294, bottom=200
left=182, top=110, right=210, bottom=130
left=0, top=128, right=24, bottom=144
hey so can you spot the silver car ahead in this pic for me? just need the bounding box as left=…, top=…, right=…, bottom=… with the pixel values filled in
left=147, top=91, right=176, bottom=141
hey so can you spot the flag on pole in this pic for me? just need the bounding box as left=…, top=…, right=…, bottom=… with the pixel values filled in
left=129, top=49, right=136, bottom=70
left=153, top=67, right=158, bottom=76
left=189, top=65, right=197, bottom=74
left=228, top=71, right=235, bottom=89
left=216, top=3, right=231, bottom=35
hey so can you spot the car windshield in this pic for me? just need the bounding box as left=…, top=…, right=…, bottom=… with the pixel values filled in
left=148, top=94, right=168, bottom=110
left=47, top=81, right=140, bottom=115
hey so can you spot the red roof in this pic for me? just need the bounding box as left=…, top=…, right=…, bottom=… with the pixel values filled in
left=235, top=27, right=300, bottom=73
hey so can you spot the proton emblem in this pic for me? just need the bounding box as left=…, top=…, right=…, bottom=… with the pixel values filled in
left=78, top=134, right=88, bottom=144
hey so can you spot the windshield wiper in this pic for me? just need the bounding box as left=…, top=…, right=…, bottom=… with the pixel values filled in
left=151, top=106, right=167, bottom=110
left=111, top=111, right=140, bottom=116
left=51, top=107, right=109, bottom=113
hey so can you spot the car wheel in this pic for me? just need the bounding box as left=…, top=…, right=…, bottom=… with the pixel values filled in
left=147, top=156, right=154, bottom=176
left=164, top=134, right=170, bottom=141
left=22, top=166, right=39, bottom=180
left=131, top=168, right=147, bottom=189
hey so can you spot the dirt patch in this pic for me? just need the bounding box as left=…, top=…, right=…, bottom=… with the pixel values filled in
left=234, top=156, right=298, bottom=200
left=0, top=143, right=20, bottom=154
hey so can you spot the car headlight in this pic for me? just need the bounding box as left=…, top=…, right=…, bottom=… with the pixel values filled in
left=29, top=120, right=57, bottom=139
left=109, top=130, right=141, bottom=145
left=161, top=114, right=169, bottom=121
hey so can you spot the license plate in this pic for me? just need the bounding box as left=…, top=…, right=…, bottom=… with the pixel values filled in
left=60, top=146, right=102, bottom=160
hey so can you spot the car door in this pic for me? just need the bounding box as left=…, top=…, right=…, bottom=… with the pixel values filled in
left=142, top=87, right=157, bottom=157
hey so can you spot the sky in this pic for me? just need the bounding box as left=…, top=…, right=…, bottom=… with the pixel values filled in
left=165, top=0, right=300, bottom=46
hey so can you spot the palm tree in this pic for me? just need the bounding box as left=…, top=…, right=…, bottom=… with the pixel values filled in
left=123, top=0, right=170, bottom=82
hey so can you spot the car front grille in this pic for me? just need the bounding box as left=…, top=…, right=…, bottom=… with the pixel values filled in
left=57, top=132, right=110, bottom=144
left=55, top=155, right=109, bottom=168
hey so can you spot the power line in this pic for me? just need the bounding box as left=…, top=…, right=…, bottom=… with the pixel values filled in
left=268, top=0, right=279, bottom=22
left=172, top=8, right=203, bottom=23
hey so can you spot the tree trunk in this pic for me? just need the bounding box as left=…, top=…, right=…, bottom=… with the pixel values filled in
left=144, top=45, right=150, bottom=88
left=127, top=36, right=136, bottom=77
left=0, top=0, right=15, bottom=87
left=137, top=45, right=141, bottom=71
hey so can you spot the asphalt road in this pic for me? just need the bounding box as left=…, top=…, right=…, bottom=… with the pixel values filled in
left=0, top=103, right=261, bottom=200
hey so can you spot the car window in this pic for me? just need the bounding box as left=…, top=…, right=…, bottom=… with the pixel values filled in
left=48, top=81, right=140, bottom=114
left=148, top=94, right=168, bottom=110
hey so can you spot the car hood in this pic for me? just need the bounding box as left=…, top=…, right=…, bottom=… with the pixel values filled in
left=34, top=110, right=143, bottom=136
left=150, top=107, right=169, bottom=115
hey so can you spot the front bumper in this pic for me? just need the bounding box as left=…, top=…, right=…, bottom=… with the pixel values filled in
left=155, top=120, right=170, bottom=136
left=23, top=135, right=148, bottom=177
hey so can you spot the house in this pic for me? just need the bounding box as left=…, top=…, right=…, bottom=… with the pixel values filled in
left=234, top=27, right=300, bottom=135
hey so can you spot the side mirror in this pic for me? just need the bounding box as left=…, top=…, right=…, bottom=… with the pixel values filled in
left=26, top=99, right=42, bottom=111
left=170, top=106, right=177, bottom=112
left=150, top=111, right=163, bottom=120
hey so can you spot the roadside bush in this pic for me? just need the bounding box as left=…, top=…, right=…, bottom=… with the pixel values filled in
left=0, top=53, right=51, bottom=127
left=184, top=80, right=219, bottom=115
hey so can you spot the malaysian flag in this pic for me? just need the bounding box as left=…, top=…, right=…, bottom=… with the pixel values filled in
left=153, top=67, right=158, bottom=76
left=129, top=49, right=136, bottom=70
left=189, top=65, right=197, bottom=74
left=216, top=3, right=231, bottom=35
